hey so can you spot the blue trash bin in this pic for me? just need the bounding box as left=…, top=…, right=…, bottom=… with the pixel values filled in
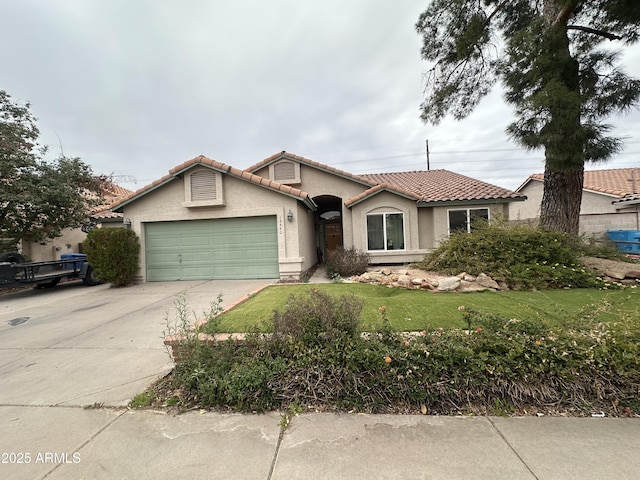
left=61, top=253, right=87, bottom=270
left=607, top=230, right=640, bottom=253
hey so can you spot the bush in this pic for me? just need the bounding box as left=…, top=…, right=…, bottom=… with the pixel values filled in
left=326, top=246, right=370, bottom=278
left=83, top=228, right=140, bottom=286
left=272, top=288, right=363, bottom=345
left=415, top=222, right=602, bottom=289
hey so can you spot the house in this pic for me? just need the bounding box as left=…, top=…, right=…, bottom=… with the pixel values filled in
left=510, top=168, right=640, bottom=235
left=21, top=183, right=133, bottom=262
left=110, top=152, right=525, bottom=281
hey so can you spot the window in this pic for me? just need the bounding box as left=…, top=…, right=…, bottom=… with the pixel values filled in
left=367, top=213, right=405, bottom=251
left=183, top=169, right=224, bottom=207
left=270, top=160, right=300, bottom=184
left=448, top=208, right=489, bottom=233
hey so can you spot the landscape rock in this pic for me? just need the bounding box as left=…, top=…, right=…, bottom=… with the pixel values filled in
left=476, top=273, right=500, bottom=290
left=605, top=270, right=626, bottom=280
left=436, top=276, right=461, bottom=292
left=397, top=275, right=412, bottom=287
left=457, top=281, right=488, bottom=293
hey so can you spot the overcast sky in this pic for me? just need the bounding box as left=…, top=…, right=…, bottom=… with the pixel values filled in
left=2, top=0, right=639, bottom=192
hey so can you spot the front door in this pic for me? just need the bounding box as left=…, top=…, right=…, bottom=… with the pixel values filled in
left=325, top=223, right=342, bottom=256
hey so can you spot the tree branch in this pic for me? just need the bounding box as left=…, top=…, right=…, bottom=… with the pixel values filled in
left=567, top=25, right=622, bottom=41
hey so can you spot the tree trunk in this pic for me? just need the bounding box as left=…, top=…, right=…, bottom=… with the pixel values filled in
left=540, top=0, right=584, bottom=235
left=539, top=163, right=584, bottom=236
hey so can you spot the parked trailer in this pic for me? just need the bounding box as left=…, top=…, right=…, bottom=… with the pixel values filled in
left=0, top=252, right=101, bottom=289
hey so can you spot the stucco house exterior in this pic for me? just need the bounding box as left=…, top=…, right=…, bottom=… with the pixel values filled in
left=510, top=168, right=640, bottom=235
left=111, top=151, right=524, bottom=281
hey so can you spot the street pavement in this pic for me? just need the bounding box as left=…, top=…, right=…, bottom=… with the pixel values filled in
left=1, top=274, right=639, bottom=479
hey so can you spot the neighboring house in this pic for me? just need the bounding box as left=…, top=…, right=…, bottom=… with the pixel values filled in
left=110, top=151, right=524, bottom=282
left=510, top=168, right=640, bottom=235
left=21, top=183, right=133, bottom=262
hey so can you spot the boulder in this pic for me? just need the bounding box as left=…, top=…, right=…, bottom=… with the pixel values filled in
left=457, top=281, right=488, bottom=293
left=436, top=276, right=461, bottom=292
left=411, top=278, right=424, bottom=286
left=397, top=274, right=412, bottom=286
left=605, top=270, right=626, bottom=280
left=476, top=273, right=500, bottom=290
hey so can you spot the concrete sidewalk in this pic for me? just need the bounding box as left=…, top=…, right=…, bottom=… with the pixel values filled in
left=1, top=407, right=638, bottom=480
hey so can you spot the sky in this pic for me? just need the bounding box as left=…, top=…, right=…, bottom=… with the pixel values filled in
left=2, top=0, right=639, bottom=192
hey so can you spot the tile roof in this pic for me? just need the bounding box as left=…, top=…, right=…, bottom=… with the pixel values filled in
left=110, top=152, right=523, bottom=213
left=359, top=170, right=524, bottom=204
left=527, top=168, right=640, bottom=197
left=110, top=155, right=315, bottom=212
left=248, top=152, right=522, bottom=205
left=245, top=151, right=375, bottom=187
left=90, top=182, right=134, bottom=220
left=344, top=184, right=420, bottom=208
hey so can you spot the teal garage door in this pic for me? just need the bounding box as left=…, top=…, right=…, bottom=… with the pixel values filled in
left=145, top=217, right=279, bottom=281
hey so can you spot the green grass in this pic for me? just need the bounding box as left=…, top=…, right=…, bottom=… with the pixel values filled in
left=213, top=284, right=640, bottom=332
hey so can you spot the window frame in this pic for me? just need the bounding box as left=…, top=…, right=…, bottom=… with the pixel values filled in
left=366, top=211, right=406, bottom=252
left=447, top=207, right=490, bottom=234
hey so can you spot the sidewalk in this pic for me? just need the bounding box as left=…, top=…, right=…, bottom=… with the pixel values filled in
left=1, top=407, right=638, bottom=480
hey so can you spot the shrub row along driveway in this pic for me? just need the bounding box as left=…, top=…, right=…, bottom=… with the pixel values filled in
left=0, top=279, right=270, bottom=407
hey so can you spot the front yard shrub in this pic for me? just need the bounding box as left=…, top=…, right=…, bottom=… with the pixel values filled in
left=326, top=246, right=370, bottom=278
left=272, top=288, right=363, bottom=345
left=415, top=222, right=602, bottom=289
left=140, top=291, right=640, bottom=416
left=83, top=227, right=140, bottom=287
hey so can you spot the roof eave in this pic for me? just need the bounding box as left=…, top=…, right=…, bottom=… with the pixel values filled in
left=346, top=188, right=419, bottom=209
left=112, top=177, right=178, bottom=212
left=417, top=197, right=526, bottom=207
left=249, top=152, right=374, bottom=188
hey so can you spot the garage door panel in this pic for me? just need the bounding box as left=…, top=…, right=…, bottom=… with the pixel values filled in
left=145, top=217, right=278, bottom=281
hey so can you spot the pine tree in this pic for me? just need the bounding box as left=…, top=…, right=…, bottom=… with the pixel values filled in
left=416, top=0, right=640, bottom=234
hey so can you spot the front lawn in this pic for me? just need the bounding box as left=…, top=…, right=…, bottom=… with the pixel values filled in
left=212, top=283, right=640, bottom=333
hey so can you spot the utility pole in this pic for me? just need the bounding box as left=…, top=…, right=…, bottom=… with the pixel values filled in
left=425, top=140, right=430, bottom=170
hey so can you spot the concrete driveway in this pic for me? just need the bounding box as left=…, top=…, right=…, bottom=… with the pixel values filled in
left=0, top=278, right=272, bottom=407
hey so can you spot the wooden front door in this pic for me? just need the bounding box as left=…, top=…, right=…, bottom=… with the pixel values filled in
left=325, top=223, right=342, bottom=255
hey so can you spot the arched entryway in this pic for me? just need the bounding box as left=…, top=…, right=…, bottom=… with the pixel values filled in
left=313, top=195, right=343, bottom=263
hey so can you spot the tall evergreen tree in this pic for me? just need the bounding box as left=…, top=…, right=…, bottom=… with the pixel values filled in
left=416, top=0, right=640, bottom=234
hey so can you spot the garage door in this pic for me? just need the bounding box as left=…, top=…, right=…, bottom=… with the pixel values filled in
left=145, top=217, right=279, bottom=281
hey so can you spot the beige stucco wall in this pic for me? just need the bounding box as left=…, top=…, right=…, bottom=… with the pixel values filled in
left=417, top=208, right=435, bottom=250
left=510, top=181, right=543, bottom=221
left=121, top=168, right=309, bottom=281
left=22, top=228, right=87, bottom=262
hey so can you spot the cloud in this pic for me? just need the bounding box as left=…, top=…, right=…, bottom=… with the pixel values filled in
left=2, top=0, right=638, bottom=192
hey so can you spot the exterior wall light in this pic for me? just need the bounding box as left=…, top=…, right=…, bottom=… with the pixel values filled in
left=287, top=210, right=294, bottom=222
left=123, top=218, right=132, bottom=229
